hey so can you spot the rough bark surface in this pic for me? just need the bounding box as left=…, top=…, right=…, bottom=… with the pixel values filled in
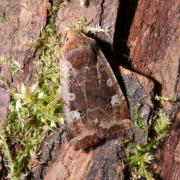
left=44, top=136, right=125, bottom=180
left=38, top=1, right=130, bottom=179
left=43, top=66, right=154, bottom=179
left=120, top=66, right=154, bottom=145
left=31, top=128, right=64, bottom=179
left=0, top=0, right=48, bottom=177
left=0, top=0, right=179, bottom=179
left=57, top=0, right=119, bottom=60
left=0, top=0, right=48, bottom=124
left=126, top=0, right=180, bottom=179
left=41, top=1, right=154, bottom=179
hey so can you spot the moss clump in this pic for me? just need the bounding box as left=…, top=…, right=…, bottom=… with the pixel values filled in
left=65, top=16, right=110, bottom=35
left=127, top=105, right=171, bottom=180
left=0, top=0, right=63, bottom=179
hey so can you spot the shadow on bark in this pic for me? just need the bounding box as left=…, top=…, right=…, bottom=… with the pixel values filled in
left=113, top=0, right=139, bottom=69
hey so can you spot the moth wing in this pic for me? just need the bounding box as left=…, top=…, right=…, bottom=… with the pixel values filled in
left=94, top=48, right=131, bottom=136
left=61, top=31, right=132, bottom=149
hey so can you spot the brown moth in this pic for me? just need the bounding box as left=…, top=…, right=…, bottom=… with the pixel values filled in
left=61, top=29, right=132, bottom=149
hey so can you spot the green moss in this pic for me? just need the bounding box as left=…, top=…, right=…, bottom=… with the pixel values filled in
left=1, top=57, right=21, bottom=77
left=133, top=103, right=147, bottom=130
left=127, top=104, right=171, bottom=180
left=155, top=95, right=171, bottom=102
left=0, top=1, right=172, bottom=179
left=65, top=16, right=110, bottom=35
left=0, top=0, right=63, bottom=179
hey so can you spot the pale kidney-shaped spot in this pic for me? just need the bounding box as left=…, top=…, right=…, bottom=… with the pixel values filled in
left=69, top=93, right=76, bottom=101
left=69, top=110, right=81, bottom=121
left=107, top=78, right=113, bottom=87
left=111, top=95, right=120, bottom=106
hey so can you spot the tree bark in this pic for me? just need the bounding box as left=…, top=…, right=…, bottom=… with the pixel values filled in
left=0, top=0, right=48, bottom=178
left=40, top=0, right=155, bottom=179
left=126, top=0, right=180, bottom=179
left=34, top=1, right=128, bottom=179
left=33, top=0, right=180, bottom=179
left=0, top=0, right=179, bottom=179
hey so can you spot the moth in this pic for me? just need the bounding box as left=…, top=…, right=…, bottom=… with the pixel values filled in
left=61, top=29, right=132, bottom=149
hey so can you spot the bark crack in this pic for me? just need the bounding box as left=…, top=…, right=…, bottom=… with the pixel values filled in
left=36, top=129, right=63, bottom=179
left=62, top=146, right=71, bottom=180
left=102, top=155, right=108, bottom=179
left=99, top=0, right=105, bottom=26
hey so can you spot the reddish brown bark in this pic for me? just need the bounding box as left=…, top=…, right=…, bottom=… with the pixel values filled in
left=0, top=0, right=48, bottom=125
left=127, top=0, right=180, bottom=179
left=40, top=0, right=155, bottom=179
left=44, top=0, right=179, bottom=179
left=0, top=0, right=179, bottom=179
left=44, top=137, right=125, bottom=180
left=0, top=0, right=48, bottom=177
left=35, top=0, right=128, bottom=179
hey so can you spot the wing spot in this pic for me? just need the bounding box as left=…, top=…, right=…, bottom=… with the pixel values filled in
left=107, top=78, right=113, bottom=87
left=69, top=93, right=76, bottom=101
left=111, top=95, right=120, bottom=106
left=69, top=110, right=81, bottom=121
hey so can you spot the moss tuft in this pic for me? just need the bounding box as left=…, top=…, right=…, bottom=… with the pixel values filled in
left=0, top=0, right=63, bottom=178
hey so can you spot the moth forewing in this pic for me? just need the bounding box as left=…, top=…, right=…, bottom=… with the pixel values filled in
left=95, top=49, right=132, bottom=131
left=97, top=49, right=128, bottom=110
left=61, top=30, right=132, bottom=149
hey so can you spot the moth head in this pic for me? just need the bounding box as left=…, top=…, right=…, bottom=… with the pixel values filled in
left=66, top=29, right=83, bottom=42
